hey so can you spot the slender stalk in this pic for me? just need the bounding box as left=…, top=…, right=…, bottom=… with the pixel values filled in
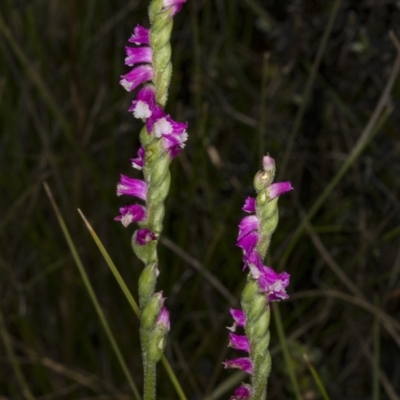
left=44, top=183, right=141, bottom=400
left=78, top=209, right=188, bottom=400
left=242, top=281, right=271, bottom=400
left=303, top=354, right=331, bottom=400
left=225, top=158, right=293, bottom=400
left=144, top=363, right=156, bottom=400
left=125, top=2, right=186, bottom=398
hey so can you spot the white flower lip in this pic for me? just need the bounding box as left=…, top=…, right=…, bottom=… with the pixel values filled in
left=154, top=118, right=173, bottom=138
left=133, top=101, right=152, bottom=119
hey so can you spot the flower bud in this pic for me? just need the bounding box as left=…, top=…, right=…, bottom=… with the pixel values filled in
left=156, top=307, right=170, bottom=331
left=254, top=170, right=274, bottom=192
left=262, top=155, right=275, bottom=173
left=230, top=384, right=252, bottom=400
left=131, top=229, right=157, bottom=264
left=141, top=292, right=164, bottom=331
left=147, top=307, right=170, bottom=362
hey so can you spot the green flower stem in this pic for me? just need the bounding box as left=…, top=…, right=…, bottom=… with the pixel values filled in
left=131, top=1, right=179, bottom=399
left=255, top=195, right=279, bottom=259
left=241, top=166, right=282, bottom=400
left=242, top=280, right=272, bottom=400
left=143, top=362, right=156, bottom=400
left=149, top=1, right=174, bottom=107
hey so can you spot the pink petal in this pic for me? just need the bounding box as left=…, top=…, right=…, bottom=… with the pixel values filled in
left=130, top=146, right=146, bottom=170
left=267, top=182, right=293, bottom=199
left=134, top=228, right=157, bottom=245
left=125, top=46, right=152, bottom=66
left=237, top=231, right=259, bottom=256
left=258, top=266, right=290, bottom=302
left=120, top=65, right=153, bottom=92
left=238, top=215, right=259, bottom=241
left=228, top=333, right=250, bottom=352
left=223, top=358, right=253, bottom=374
left=262, top=155, right=275, bottom=172
left=245, top=251, right=263, bottom=269
left=230, top=309, right=246, bottom=327
left=230, top=385, right=251, bottom=400
left=156, top=307, right=170, bottom=331
left=163, top=0, right=186, bottom=16
left=116, top=175, right=147, bottom=200
left=128, top=24, right=150, bottom=45
left=114, top=204, right=146, bottom=227
left=242, top=197, right=256, bottom=213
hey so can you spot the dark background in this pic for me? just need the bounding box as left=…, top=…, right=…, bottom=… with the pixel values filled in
left=1, top=0, right=400, bottom=399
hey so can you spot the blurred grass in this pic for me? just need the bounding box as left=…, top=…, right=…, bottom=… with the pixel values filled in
left=44, top=183, right=141, bottom=400
left=1, top=0, right=400, bottom=399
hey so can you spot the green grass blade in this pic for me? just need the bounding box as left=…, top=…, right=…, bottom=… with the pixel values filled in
left=303, top=353, right=331, bottom=400
left=278, top=47, right=400, bottom=269
left=273, top=305, right=302, bottom=400
left=279, top=104, right=394, bottom=271
left=77, top=209, right=188, bottom=400
left=43, top=183, right=141, bottom=400
left=77, top=209, right=140, bottom=318
left=0, top=14, right=106, bottom=196
left=0, top=309, right=35, bottom=400
left=279, top=0, right=344, bottom=179
left=204, top=371, right=247, bottom=400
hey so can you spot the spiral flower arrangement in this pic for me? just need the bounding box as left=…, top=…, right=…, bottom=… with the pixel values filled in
left=115, top=1, right=186, bottom=399
left=116, top=1, right=292, bottom=398
left=224, top=156, right=293, bottom=400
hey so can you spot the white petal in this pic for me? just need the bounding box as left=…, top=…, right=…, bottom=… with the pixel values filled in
left=121, top=213, right=134, bottom=227
left=154, top=118, right=172, bottom=137
left=248, top=264, right=261, bottom=279
left=133, top=101, right=152, bottom=119
left=131, top=160, right=143, bottom=170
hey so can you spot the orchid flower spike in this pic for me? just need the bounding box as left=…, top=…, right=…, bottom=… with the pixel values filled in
left=225, top=155, right=292, bottom=400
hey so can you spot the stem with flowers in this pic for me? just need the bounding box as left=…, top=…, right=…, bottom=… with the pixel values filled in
left=224, top=156, right=293, bottom=400
left=115, top=1, right=186, bottom=399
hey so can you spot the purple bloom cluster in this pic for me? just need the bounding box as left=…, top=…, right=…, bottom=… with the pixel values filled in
left=115, top=175, right=148, bottom=229
left=115, top=6, right=188, bottom=235
left=223, top=308, right=252, bottom=375
left=120, top=25, right=188, bottom=160
left=223, top=156, right=293, bottom=398
left=237, top=156, right=292, bottom=301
